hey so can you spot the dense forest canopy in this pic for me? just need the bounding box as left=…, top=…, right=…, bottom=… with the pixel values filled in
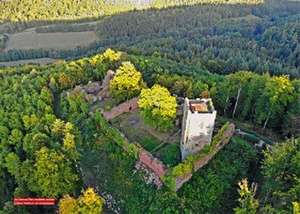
left=0, top=0, right=299, bottom=78
left=0, top=0, right=299, bottom=213
left=93, top=0, right=300, bottom=77
left=0, top=0, right=262, bottom=23
left=0, top=49, right=299, bottom=213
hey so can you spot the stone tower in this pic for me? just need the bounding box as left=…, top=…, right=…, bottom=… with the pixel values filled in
left=180, top=98, right=217, bottom=160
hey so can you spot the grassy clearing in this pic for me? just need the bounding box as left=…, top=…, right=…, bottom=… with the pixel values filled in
left=139, top=137, right=161, bottom=152
left=5, top=28, right=98, bottom=51
left=154, top=143, right=181, bottom=167
left=110, top=110, right=181, bottom=163
left=111, top=110, right=180, bottom=144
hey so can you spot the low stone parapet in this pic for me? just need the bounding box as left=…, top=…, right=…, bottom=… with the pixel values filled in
left=135, top=148, right=167, bottom=188
left=163, top=122, right=235, bottom=191
left=103, top=97, right=138, bottom=120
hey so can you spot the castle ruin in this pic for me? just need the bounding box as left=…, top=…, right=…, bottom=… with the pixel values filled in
left=180, top=98, right=217, bottom=160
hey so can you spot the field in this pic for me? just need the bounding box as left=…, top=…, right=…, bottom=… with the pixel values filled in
left=5, top=28, right=98, bottom=51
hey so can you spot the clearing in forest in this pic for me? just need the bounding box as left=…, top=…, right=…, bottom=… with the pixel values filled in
left=110, top=110, right=181, bottom=166
left=5, top=28, right=98, bottom=51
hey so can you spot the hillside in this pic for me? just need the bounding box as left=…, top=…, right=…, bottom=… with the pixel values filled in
left=0, top=0, right=262, bottom=23
left=0, top=0, right=299, bottom=77
left=0, top=1, right=299, bottom=213
left=0, top=49, right=299, bottom=213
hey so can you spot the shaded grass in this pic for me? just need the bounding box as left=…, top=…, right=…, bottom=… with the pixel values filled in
left=154, top=143, right=181, bottom=167
left=140, top=137, right=161, bottom=152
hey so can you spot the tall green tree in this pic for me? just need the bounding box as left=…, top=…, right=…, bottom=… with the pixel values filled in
left=283, top=79, right=300, bottom=137
left=138, top=84, right=177, bottom=131
left=31, top=147, right=78, bottom=197
left=240, top=73, right=269, bottom=121
left=226, top=71, right=253, bottom=118
left=260, top=138, right=300, bottom=213
left=255, top=75, right=294, bottom=129
left=109, top=61, right=145, bottom=102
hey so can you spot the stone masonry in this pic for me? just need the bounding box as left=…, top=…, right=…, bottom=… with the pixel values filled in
left=180, top=98, right=217, bottom=160
left=103, top=97, right=138, bottom=120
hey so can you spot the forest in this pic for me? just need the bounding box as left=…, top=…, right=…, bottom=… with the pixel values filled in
left=0, top=0, right=262, bottom=23
left=0, top=0, right=299, bottom=78
left=0, top=0, right=299, bottom=213
left=0, top=49, right=299, bottom=213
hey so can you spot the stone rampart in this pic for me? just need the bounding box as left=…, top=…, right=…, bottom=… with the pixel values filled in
left=103, top=97, right=138, bottom=120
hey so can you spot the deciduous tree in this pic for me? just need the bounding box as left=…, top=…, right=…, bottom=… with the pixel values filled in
left=77, top=188, right=104, bottom=214
left=138, top=85, right=177, bottom=131
left=59, top=188, right=104, bottom=214
left=59, top=195, right=77, bottom=214
left=110, top=61, right=145, bottom=102
left=32, top=147, right=78, bottom=197
left=260, top=138, right=300, bottom=213
left=256, top=75, right=294, bottom=129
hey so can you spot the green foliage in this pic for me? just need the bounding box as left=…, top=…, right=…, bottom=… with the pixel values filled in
left=234, top=179, right=259, bottom=214
left=4, top=153, right=20, bottom=176
left=282, top=79, right=300, bottom=137
left=215, top=72, right=297, bottom=131
left=155, top=144, right=181, bottom=166
left=293, top=202, right=300, bottom=214
left=138, top=85, right=177, bottom=131
left=156, top=74, right=194, bottom=98
left=0, top=1, right=299, bottom=82
left=31, top=147, right=78, bottom=197
left=140, top=137, right=161, bottom=152
left=0, top=49, right=120, bottom=212
left=109, top=61, right=145, bottom=102
left=0, top=0, right=262, bottom=23
left=178, top=136, right=257, bottom=213
left=260, top=138, right=300, bottom=213
left=94, top=111, right=140, bottom=158
left=0, top=47, right=299, bottom=213
left=93, top=1, right=300, bottom=78
left=164, top=122, right=232, bottom=191
left=76, top=118, right=257, bottom=213
left=77, top=188, right=104, bottom=214
left=59, top=188, right=104, bottom=214
left=256, top=75, right=294, bottom=128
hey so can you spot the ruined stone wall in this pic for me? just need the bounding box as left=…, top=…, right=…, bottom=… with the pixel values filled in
left=134, top=123, right=235, bottom=190
left=103, top=97, right=138, bottom=120
left=135, top=148, right=167, bottom=188
left=174, top=123, right=235, bottom=190
left=98, top=70, right=115, bottom=98
left=138, top=149, right=167, bottom=178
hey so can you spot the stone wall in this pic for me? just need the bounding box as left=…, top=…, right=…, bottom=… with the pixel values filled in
left=138, top=149, right=167, bottom=178
left=136, top=149, right=167, bottom=188
left=66, top=70, right=115, bottom=104
left=174, top=123, right=235, bottom=190
left=103, top=97, right=138, bottom=120
left=97, top=70, right=115, bottom=98
left=134, top=123, right=235, bottom=190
